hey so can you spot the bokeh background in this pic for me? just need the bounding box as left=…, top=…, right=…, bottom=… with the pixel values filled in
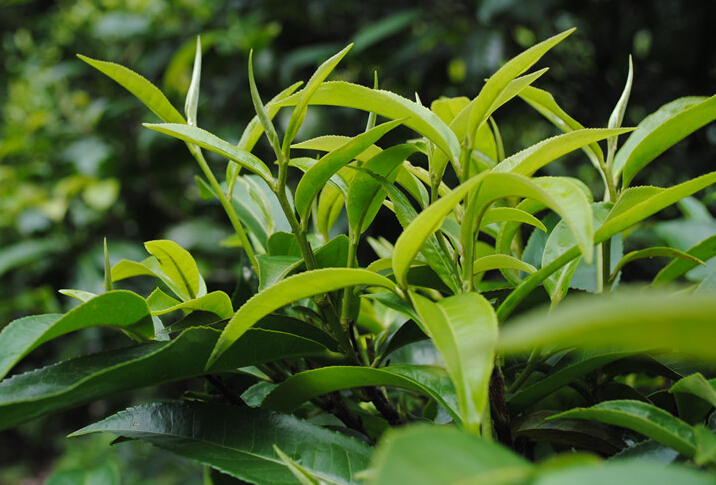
left=1, top=0, right=715, bottom=482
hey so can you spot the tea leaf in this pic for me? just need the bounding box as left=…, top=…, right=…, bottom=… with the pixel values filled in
left=282, top=44, right=353, bottom=152
left=347, top=144, right=420, bottom=233
left=238, top=81, right=303, bottom=152
left=614, top=95, right=716, bottom=188
left=481, top=207, right=546, bottom=231
left=670, top=373, right=716, bottom=409
left=292, top=135, right=382, bottom=161
left=271, top=81, right=461, bottom=163
left=144, top=240, right=202, bottom=302
left=78, top=55, right=186, bottom=124
left=493, top=128, right=631, bottom=176
left=0, top=327, right=331, bottom=430
left=508, top=350, right=634, bottom=412
left=473, top=254, right=537, bottom=275
left=261, top=365, right=460, bottom=423
left=149, top=290, right=233, bottom=319
left=143, top=123, right=274, bottom=185
left=0, top=291, right=153, bottom=380
left=208, top=268, right=397, bottom=367
left=184, top=36, right=201, bottom=126
left=369, top=425, right=529, bottom=485
left=498, top=290, right=716, bottom=362
left=294, top=119, right=403, bottom=221
left=519, top=85, right=604, bottom=166
left=611, top=247, right=703, bottom=281
left=652, top=234, right=716, bottom=286
left=410, top=292, right=497, bottom=433
left=70, top=401, right=371, bottom=485
left=552, top=400, right=697, bottom=457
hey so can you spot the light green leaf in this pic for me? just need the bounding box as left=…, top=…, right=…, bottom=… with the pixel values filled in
left=652, top=234, right=716, bottom=286
left=611, top=247, right=703, bottom=282
left=271, top=81, right=461, bottom=163
left=518, top=85, right=604, bottom=166
left=552, top=400, right=697, bottom=457
left=59, top=289, right=98, bottom=302
left=103, top=238, right=112, bottom=291
left=0, top=327, right=332, bottom=430
left=531, top=460, right=715, bottom=485
left=473, top=254, right=536, bottom=276
left=606, top=56, right=633, bottom=158
left=369, top=425, right=529, bottom=485
left=465, top=29, right=575, bottom=147
left=493, top=128, right=632, bottom=177
left=144, top=240, right=202, bottom=301
left=273, top=445, right=322, bottom=485
left=78, top=54, right=185, bottom=124
left=498, top=289, right=716, bottom=362
left=497, top=171, right=716, bottom=321
left=150, top=291, right=233, bottom=319
left=347, top=144, right=420, bottom=233
left=208, top=268, right=397, bottom=367
left=184, top=36, right=201, bottom=126
left=283, top=44, right=353, bottom=152
left=670, top=373, right=716, bottom=409
left=481, top=207, right=546, bottom=232
left=70, top=401, right=371, bottom=485
left=261, top=365, right=460, bottom=424
left=376, top=171, right=460, bottom=293
left=292, top=135, right=382, bottom=161
left=238, top=81, right=303, bottom=153
left=410, top=292, right=497, bottom=434
left=294, top=119, right=403, bottom=221
left=143, top=123, right=274, bottom=185
left=614, top=95, right=716, bottom=188
left=0, top=291, right=153, bottom=380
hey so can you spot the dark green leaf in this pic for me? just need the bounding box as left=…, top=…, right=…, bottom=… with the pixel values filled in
left=70, top=401, right=371, bottom=485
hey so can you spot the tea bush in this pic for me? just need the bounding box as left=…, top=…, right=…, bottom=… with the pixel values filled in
left=2, top=27, right=716, bottom=484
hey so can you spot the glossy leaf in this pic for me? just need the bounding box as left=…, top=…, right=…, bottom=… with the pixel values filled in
left=377, top=173, right=460, bottom=293
left=493, top=128, right=631, bottom=177
left=292, top=135, right=382, bottom=161
left=262, top=365, right=460, bottom=422
left=498, top=171, right=716, bottom=321
left=0, top=291, right=153, bottom=380
left=473, top=254, right=537, bottom=275
left=369, top=425, right=529, bottom=485
left=614, top=95, right=716, bottom=187
left=143, top=123, right=274, bottom=185
left=144, top=239, right=202, bottom=301
left=481, top=207, right=546, bottom=231
left=150, top=290, right=233, bottom=319
left=70, top=401, right=371, bottom=485
left=347, top=144, right=420, bottom=233
left=271, top=81, right=461, bottom=163
left=294, top=119, right=403, bottom=221
left=410, top=292, right=497, bottom=433
left=0, top=327, right=331, bottom=430
left=78, top=55, right=185, bottom=124
left=552, top=400, right=697, bottom=457
left=247, top=49, right=283, bottom=158
left=208, top=268, right=397, bottom=367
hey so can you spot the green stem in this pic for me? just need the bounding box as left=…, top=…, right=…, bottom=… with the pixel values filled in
left=189, top=145, right=258, bottom=271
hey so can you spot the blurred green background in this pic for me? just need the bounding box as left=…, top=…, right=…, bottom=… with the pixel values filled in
left=1, top=0, right=715, bottom=482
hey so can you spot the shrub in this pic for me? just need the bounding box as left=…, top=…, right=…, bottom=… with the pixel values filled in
left=2, top=29, right=716, bottom=483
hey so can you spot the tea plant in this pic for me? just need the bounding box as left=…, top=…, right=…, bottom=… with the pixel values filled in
left=2, top=29, right=716, bottom=484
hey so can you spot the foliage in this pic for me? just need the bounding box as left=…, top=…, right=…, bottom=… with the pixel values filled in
left=3, top=25, right=716, bottom=484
